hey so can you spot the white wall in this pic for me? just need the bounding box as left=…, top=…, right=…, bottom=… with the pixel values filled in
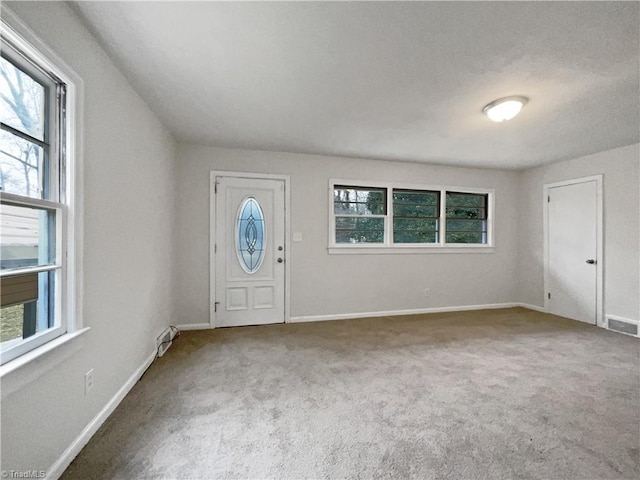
left=1, top=2, right=176, bottom=475
left=517, top=144, right=640, bottom=321
left=175, top=145, right=521, bottom=323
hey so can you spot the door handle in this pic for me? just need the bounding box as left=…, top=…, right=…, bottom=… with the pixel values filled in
left=277, top=258, right=284, bottom=263
left=586, top=259, right=596, bottom=265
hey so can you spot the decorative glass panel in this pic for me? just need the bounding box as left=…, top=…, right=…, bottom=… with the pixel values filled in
left=236, top=197, right=266, bottom=274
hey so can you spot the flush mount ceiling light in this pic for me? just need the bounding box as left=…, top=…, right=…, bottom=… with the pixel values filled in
left=482, top=96, right=528, bottom=122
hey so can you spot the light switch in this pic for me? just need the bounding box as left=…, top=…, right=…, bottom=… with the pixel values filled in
left=293, top=232, right=303, bottom=242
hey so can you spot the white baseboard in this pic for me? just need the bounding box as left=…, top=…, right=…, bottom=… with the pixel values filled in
left=517, top=303, right=547, bottom=313
left=174, top=322, right=211, bottom=330
left=46, top=350, right=156, bottom=480
left=289, top=302, right=520, bottom=323
left=179, top=304, right=550, bottom=329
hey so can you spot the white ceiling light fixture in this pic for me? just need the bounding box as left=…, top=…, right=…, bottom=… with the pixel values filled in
left=483, top=96, right=528, bottom=122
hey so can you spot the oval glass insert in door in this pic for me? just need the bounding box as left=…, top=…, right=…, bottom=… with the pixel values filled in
left=236, top=197, right=266, bottom=274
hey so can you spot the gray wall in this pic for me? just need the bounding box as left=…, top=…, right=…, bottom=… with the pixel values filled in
left=1, top=2, right=176, bottom=474
left=175, top=145, right=521, bottom=323
left=517, top=144, right=640, bottom=321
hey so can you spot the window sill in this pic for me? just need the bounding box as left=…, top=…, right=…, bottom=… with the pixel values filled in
left=328, top=245, right=495, bottom=255
left=0, top=327, right=90, bottom=391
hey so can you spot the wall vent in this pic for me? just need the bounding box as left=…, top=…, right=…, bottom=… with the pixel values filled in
left=156, top=327, right=178, bottom=357
left=607, top=316, right=639, bottom=337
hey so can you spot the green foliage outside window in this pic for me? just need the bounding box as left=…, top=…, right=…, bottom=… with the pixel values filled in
left=445, top=192, right=487, bottom=244
left=333, top=186, right=489, bottom=245
left=334, top=187, right=385, bottom=243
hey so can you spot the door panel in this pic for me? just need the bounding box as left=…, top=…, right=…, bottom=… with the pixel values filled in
left=214, top=176, right=285, bottom=326
left=547, top=180, right=597, bottom=324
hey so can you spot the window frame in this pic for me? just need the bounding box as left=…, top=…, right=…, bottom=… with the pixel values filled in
left=328, top=179, right=495, bottom=254
left=333, top=185, right=388, bottom=244
left=1, top=15, right=81, bottom=369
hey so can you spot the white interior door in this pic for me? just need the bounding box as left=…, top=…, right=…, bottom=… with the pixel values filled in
left=547, top=180, right=598, bottom=324
left=214, top=176, right=285, bottom=327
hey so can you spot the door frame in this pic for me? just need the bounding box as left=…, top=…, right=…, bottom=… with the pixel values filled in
left=209, top=171, right=291, bottom=328
left=543, top=175, right=603, bottom=326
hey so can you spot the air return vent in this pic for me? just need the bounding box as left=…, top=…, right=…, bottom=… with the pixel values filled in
left=607, top=316, right=639, bottom=337
left=156, top=327, right=178, bottom=357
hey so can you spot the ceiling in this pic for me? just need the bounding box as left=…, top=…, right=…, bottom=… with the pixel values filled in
left=71, top=1, right=639, bottom=170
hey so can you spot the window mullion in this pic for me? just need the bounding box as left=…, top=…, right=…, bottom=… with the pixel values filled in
left=386, top=187, right=392, bottom=245
left=440, top=189, right=446, bottom=245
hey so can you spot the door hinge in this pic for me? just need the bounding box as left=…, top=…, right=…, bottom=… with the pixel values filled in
left=214, top=244, right=217, bottom=254
left=548, top=292, right=551, bottom=299
left=214, top=182, right=218, bottom=194
left=547, top=195, right=550, bottom=203
left=214, top=301, right=220, bottom=312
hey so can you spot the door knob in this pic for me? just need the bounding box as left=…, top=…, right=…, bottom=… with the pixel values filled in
left=277, top=258, right=283, bottom=263
left=586, top=259, right=596, bottom=265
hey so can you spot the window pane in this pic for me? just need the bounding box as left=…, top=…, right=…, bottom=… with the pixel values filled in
left=446, top=219, right=486, bottom=232
left=445, top=232, right=485, bottom=244
left=446, top=192, right=487, bottom=208
left=392, top=189, right=439, bottom=244
left=334, top=187, right=386, bottom=215
left=0, top=56, right=46, bottom=141
left=394, top=204, right=438, bottom=217
left=445, top=192, right=488, bottom=244
left=394, top=230, right=438, bottom=243
left=393, top=190, right=438, bottom=206
left=446, top=206, right=485, bottom=219
left=0, top=129, right=45, bottom=198
left=335, top=217, right=384, bottom=243
left=393, top=218, right=438, bottom=231
left=0, top=203, right=55, bottom=270
left=1, top=271, right=55, bottom=343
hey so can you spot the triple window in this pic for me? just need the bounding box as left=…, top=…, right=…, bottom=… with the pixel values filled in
left=331, top=181, right=492, bottom=248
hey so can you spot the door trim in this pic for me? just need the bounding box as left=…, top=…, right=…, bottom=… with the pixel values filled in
left=209, top=171, right=291, bottom=328
left=543, top=175, right=603, bottom=326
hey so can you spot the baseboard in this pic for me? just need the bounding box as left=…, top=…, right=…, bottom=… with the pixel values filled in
left=174, top=322, right=211, bottom=331
left=517, top=303, right=547, bottom=313
left=46, top=350, right=156, bottom=480
left=289, top=303, right=519, bottom=323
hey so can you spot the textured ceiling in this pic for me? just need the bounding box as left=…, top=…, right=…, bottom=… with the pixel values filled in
left=71, top=1, right=639, bottom=170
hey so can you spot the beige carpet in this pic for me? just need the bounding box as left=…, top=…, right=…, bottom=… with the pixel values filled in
left=63, top=308, right=639, bottom=479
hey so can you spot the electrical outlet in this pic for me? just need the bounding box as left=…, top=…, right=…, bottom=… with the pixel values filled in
left=85, top=369, right=94, bottom=395
left=424, top=288, right=430, bottom=297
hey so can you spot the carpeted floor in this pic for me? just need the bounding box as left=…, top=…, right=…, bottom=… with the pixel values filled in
left=62, top=308, right=640, bottom=479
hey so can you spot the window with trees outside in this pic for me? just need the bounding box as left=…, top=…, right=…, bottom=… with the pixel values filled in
left=330, top=181, right=493, bottom=251
left=1, top=22, right=75, bottom=366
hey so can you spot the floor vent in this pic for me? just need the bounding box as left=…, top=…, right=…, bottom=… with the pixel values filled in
left=607, top=316, right=639, bottom=337
left=157, top=327, right=177, bottom=357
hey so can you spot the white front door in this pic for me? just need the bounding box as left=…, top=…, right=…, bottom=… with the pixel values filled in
left=547, top=179, right=598, bottom=324
left=213, top=175, right=286, bottom=327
